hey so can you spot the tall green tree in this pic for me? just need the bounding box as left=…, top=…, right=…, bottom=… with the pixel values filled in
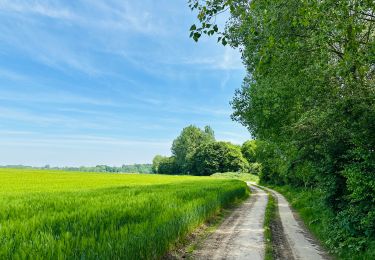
left=171, top=125, right=215, bottom=173
left=189, top=0, right=375, bottom=253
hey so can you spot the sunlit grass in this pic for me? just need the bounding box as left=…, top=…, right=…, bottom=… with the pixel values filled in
left=211, top=171, right=259, bottom=183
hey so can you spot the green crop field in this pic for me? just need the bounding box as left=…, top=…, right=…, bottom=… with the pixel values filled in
left=0, top=168, right=248, bottom=259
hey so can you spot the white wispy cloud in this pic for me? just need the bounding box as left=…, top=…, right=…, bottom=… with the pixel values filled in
left=1, top=0, right=243, bottom=77
left=220, top=72, right=231, bottom=89
left=0, top=0, right=76, bottom=19
left=181, top=47, right=244, bottom=70
left=215, top=130, right=251, bottom=145
left=0, top=0, right=165, bottom=35
left=0, top=133, right=171, bottom=147
left=0, top=130, right=36, bottom=135
left=0, top=107, right=112, bottom=129
left=173, top=106, right=232, bottom=117
left=0, top=68, right=28, bottom=81
left=85, top=1, right=166, bottom=36
left=0, top=18, right=100, bottom=75
left=0, top=132, right=172, bottom=166
left=0, top=0, right=168, bottom=75
left=0, top=90, right=119, bottom=107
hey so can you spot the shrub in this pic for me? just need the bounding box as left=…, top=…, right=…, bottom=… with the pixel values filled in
left=158, top=156, right=179, bottom=175
left=192, top=141, right=249, bottom=176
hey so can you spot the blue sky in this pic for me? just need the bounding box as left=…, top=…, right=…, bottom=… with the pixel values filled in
left=0, top=0, right=250, bottom=166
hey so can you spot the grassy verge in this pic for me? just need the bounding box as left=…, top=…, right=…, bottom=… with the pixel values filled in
left=211, top=172, right=259, bottom=183
left=0, top=169, right=249, bottom=259
left=270, top=185, right=375, bottom=260
left=263, top=192, right=276, bottom=260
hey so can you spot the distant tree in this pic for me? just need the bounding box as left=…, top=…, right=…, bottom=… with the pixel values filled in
left=192, top=141, right=249, bottom=176
left=152, top=155, right=167, bottom=173
left=171, top=125, right=215, bottom=174
left=120, top=164, right=153, bottom=174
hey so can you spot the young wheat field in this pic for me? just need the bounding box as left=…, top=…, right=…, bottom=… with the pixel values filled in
left=0, top=169, right=248, bottom=259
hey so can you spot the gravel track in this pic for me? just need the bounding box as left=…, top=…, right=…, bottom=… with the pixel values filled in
left=191, top=184, right=330, bottom=260
left=192, top=184, right=268, bottom=260
left=267, top=188, right=330, bottom=260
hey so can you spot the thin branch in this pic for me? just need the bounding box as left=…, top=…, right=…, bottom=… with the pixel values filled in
left=328, top=43, right=344, bottom=59
left=358, top=10, right=375, bottom=19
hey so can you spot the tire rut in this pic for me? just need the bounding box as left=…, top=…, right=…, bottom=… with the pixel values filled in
left=268, top=195, right=295, bottom=260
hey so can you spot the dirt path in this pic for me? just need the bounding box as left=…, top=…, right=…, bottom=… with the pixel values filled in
left=192, top=184, right=268, bottom=260
left=265, top=188, right=330, bottom=260
left=190, top=184, right=330, bottom=260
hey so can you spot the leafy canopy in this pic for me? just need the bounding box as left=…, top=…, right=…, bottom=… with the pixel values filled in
left=189, top=0, right=375, bottom=255
left=171, top=125, right=215, bottom=173
left=192, top=141, right=249, bottom=176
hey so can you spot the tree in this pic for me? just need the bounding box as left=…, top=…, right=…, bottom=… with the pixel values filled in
left=158, top=156, right=178, bottom=175
left=204, top=125, right=215, bottom=139
left=241, top=140, right=257, bottom=163
left=171, top=125, right=215, bottom=173
left=242, top=140, right=263, bottom=175
left=189, top=0, right=375, bottom=252
left=152, top=155, right=166, bottom=173
left=192, top=141, right=249, bottom=176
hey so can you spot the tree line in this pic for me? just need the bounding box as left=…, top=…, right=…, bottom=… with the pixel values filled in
left=152, top=125, right=260, bottom=176
left=0, top=164, right=153, bottom=174
left=189, top=0, right=374, bottom=256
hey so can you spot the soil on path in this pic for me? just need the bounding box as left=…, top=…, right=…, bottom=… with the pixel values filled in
left=266, top=188, right=331, bottom=260
left=192, top=184, right=268, bottom=260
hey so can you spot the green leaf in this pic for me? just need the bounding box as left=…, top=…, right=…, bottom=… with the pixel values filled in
left=222, top=38, right=227, bottom=46
left=193, top=32, right=201, bottom=42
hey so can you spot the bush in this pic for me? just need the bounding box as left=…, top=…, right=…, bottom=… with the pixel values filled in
left=158, top=156, right=179, bottom=175
left=192, top=142, right=249, bottom=176
left=152, top=155, right=166, bottom=173
left=248, top=162, right=262, bottom=175
left=255, top=141, right=284, bottom=185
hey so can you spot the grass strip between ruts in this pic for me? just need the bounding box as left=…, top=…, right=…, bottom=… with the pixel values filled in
left=263, top=190, right=276, bottom=260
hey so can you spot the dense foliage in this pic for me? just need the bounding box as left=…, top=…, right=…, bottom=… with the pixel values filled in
left=0, top=169, right=248, bottom=259
left=171, top=125, right=215, bottom=173
left=192, top=141, right=249, bottom=175
left=189, top=0, right=374, bottom=256
left=153, top=126, right=250, bottom=175
left=273, top=185, right=375, bottom=259
left=241, top=140, right=257, bottom=163
left=156, top=156, right=179, bottom=175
